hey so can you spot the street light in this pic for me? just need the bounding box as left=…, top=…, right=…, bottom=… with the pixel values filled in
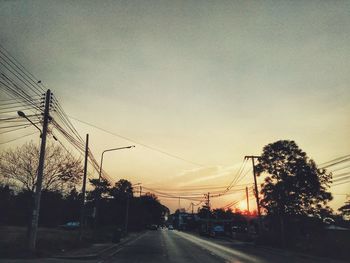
left=98, top=146, right=135, bottom=181
left=17, top=111, right=42, bottom=135
left=94, top=145, right=135, bottom=227
left=18, top=110, right=58, bottom=141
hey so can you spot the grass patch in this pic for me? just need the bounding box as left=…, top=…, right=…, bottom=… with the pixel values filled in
left=0, top=226, right=89, bottom=258
left=0, top=225, right=127, bottom=258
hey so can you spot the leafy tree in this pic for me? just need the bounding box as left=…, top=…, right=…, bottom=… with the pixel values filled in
left=39, top=190, right=64, bottom=226
left=87, top=177, right=111, bottom=201
left=110, top=179, right=133, bottom=199
left=212, top=208, right=234, bottom=220
left=0, top=184, right=15, bottom=224
left=197, top=206, right=211, bottom=219
left=138, top=193, right=169, bottom=225
left=338, top=199, right=350, bottom=217
left=256, top=140, right=332, bottom=218
left=0, top=141, right=83, bottom=192
left=63, top=187, right=82, bottom=223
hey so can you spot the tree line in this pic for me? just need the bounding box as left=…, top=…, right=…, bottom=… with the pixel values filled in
left=0, top=141, right=169, bottom=231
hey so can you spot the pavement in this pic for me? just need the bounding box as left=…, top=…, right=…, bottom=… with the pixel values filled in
left=100, top=229, right=346, bottom=263
left=0, top=229, right=346, bottom=263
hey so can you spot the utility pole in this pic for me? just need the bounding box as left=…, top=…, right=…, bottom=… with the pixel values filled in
left=28, top=89, right=51, bottom=251
left=245, top=155, right=262, bottom=233
left=191, top=203, right=194, bottom=214
left=79, top=134, right=89, bottom=241
left=205, top=192, right=210, bottom=233
left=139, top=186, right=142, bottom=197
left=244, top=156, right=261, bottom=217
left=246, top=186, right=250, bottom=213
left=124, top=193, right=130, bottom=234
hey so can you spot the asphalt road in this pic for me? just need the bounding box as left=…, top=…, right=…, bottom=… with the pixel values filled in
left=101, top=229, right=343, bottom=263
left=0, top=229, right=344, bottom=263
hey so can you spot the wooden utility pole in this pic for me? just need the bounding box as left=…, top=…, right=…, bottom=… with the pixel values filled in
left=79, top=134, right=89, bottom=240
left=29, top=89, right=51, bottom=251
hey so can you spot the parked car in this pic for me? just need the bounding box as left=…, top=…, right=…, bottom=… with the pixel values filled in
left=210, top=225, right=225, bottom=237
left=60, top=221, right=80, bottom=230
left=168, top=225, right=174, bottom=230
left=147, top=224, right=158, bottom=230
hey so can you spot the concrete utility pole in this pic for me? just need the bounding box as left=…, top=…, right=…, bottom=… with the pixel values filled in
left=29, top=89, right=51, bottom=251
left=79, top=134, right=89, bottom=240
left=246, top=186, right=250, bottom=213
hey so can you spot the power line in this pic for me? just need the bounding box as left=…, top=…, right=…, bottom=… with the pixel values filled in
left=0, top=44, right=45, bottom=93
left=67, top=115, right=205, bottom=167
left=333, top=172, right=350, bottom=178
left=0, top=131, right=39, bottom=145
left=320, top=154, right=350, bottom=166
left=0, top=125, right=31, bottom=134
left=322, top=157, right=350, bottom=169
left=331, top=165, right=350, bottom=173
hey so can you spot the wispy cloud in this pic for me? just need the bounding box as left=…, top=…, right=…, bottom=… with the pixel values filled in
left=169, top=162, right=244, bottom=187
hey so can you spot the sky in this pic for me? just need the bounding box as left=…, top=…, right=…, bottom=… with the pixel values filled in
left=0, top=0, right=349, bottom=212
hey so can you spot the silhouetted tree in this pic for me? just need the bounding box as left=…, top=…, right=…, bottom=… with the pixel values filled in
left=87, top=177, right=111, bottom=201
left=197, top=206, right=211, bottom=219
left=256, top=140, right=333, bottom=246
left=338, top=199, right=350, bottom=217
left=110, top=179, right=133, bottom=199
left=62, top=187, right=82, bottom=223
left=0, top=141, right=83, bottom=192
left=212, top=208, right=234, bottom=219
left=256, top=140, right=333, bottom=218
left=0, top=184, right=14, bottom=224
left=39, top=190, right=64, bottom=226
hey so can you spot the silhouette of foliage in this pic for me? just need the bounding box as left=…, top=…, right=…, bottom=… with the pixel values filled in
left=256, top=140, right=333, bottom=218
left=0, top=141, right=83, bottom=192
left=110, top=179, right=133, bottom=199
left=87, top=177, right=111, bottom=200
left=338, top=199, right=350, bottom=217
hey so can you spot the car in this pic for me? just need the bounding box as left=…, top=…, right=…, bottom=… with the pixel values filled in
left=210, top=225, right=225, bottom=237
left=60, top=221, right=80, bottom=230
left=168, top=225, right=174, bottom=230
left=147, top=224, right=158, bottom=230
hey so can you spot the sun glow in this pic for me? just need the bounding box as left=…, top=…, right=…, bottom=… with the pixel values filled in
left=237, top=200, right=247, bottom=212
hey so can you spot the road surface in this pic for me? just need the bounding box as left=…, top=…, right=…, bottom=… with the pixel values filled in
left=101, top=229, right=341, bottom=263
left=0, top=229, right=343, bottom=263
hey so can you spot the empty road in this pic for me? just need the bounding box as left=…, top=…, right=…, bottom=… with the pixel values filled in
left=101, top=229, right=342, bottom=263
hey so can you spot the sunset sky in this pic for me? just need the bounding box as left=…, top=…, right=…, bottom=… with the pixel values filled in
left=1, top=0, right=349, bottom=212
